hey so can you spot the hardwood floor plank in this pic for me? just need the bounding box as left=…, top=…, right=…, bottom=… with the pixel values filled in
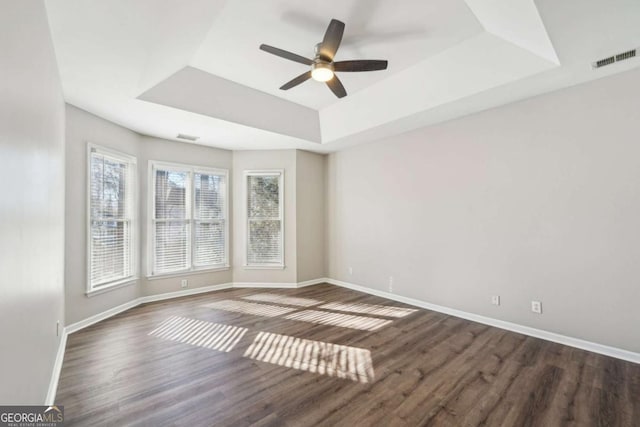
left=55, top=284, right=639, bottom=426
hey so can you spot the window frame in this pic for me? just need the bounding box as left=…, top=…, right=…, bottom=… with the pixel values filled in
left=244, top=169, right=285, bottom=269
left=147, top=160, right=230, bottom=278
left=86, top=143, right=138, bottom=296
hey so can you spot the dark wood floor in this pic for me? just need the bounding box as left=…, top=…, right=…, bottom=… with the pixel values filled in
left=56, top=284, right=640, bottom=426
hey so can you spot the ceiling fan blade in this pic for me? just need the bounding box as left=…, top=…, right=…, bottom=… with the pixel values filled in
left=280, top=71, right=312, bottom=90
left=259, top=44, right=313, bottom=66
left=334, top=60, right=388, bottom=72
left=326, top=75, right=347, bottom=98
left=319, top=19, right=345, bottom=61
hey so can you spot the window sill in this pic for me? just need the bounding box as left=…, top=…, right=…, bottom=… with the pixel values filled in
left=243, top=265, right=286, bottom=270
left=86, top=278, right=138, bottom=298
left=146, top=265, right=230, bottom=281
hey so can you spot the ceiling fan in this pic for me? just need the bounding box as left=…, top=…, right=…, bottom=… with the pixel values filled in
left=259, top=18, right=388, bottom=99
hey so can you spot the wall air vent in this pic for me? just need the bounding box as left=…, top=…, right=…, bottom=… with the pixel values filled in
left=594, top=56, right=615, bottom=68
left=592, top=49, right=637, bottom=69
left=176, top=133, right=199, bottom=141
left=616, top=49, right=636, bottom=61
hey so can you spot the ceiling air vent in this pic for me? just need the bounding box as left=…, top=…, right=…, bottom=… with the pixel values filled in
left=177, top=133, right=199, bottom=141
left=592, top=48, right=637, bottom=69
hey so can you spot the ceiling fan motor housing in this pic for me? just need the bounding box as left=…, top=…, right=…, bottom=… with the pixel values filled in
left=311, top=43, right=335, bottom=81
left=259, top=19, right=388, bottom=97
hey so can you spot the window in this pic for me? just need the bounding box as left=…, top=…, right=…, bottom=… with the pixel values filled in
left=88, top=144, right=137, bottom=293
left=149, top=161, right=228, bottom=276
left=245, top=170, right=284, bottom=267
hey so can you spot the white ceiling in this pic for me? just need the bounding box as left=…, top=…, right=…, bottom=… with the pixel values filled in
left=45, top=0, right=640, bottom=152
left=191, top=0, right=483, bottom=110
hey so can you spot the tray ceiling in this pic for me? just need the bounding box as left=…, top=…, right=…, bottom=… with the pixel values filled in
left=45, top=0, right=640, bottom=151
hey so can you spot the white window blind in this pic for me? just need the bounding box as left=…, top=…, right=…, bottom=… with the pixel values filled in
left=88, top=145, right=137, bottom=291
left=246, top=171, right=283, bottom=266
left=153, top=168, right=190, bottom=274
left=194, top=172, right=226, bottom=267
left=150, top=162, right=228, bottom=276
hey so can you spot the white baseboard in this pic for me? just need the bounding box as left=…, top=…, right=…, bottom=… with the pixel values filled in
left=233, top=282, right=298, bottom=288
left=231, top=279, right=329, bottom=288
left=50, top=278, right=330, bottom=403
left=65, top=279, right=330, bottom=335
left=297, top=278, right=329, bottom=287
left=45, top=330, right=68, bottom=405
left=138, top=283, right=233, bottom=304
left=65, top=298, right=140, bottom=335
left=325, top=278, right=640, bottom=365
left=47, top=275, right=639, bottom=405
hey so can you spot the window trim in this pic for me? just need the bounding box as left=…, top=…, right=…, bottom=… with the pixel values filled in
left=244, top=169, right=285, bottom=269
left=86, top=143, right=138, bottom=295
left=147, top=160, right=230, bottom=278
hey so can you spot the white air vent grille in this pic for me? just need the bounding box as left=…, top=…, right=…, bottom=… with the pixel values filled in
left=176, top=133, right=199, bottom=141
left=592, top=49, right=637, bottom=69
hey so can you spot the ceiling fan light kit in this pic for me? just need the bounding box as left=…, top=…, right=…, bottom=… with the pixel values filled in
left=259, top=18, right=388, bottom=98
left=311, top=63, right=334, bottom=82
left=311, top=60, right=334, bottom=82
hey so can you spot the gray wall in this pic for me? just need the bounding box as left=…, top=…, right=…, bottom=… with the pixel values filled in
left=232, top=150, right=298, bottom=284
left=65, top=106, right=141, bottom=324
left=138, top=135, right=233, bottom=296
left=296, top=150, right=326, bottom=282
left=64, top=108, right=324, bottom=323
left=0, top=1, right=66, bottom=404
left=65, top=106, right=234, bottom=324
left=327, top=67, right=640, bottom=353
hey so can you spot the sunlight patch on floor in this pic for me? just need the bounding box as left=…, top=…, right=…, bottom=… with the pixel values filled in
left=318, top=302, right=418, bottom=318
left=148, top=316, right=247, bottom=352
left=284, top=310, right=393, bottom=331
left=244, top=331, right=374, bottom=383
left=202, top=300, right=297, bottom=317
left=242, top=293, right=322, bottom=307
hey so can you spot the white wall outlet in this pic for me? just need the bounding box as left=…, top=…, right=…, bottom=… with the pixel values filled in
left=388, top=276, right=394, bottom=293
left=181, top=279, right=188, bottom=288
left=491, top=296, right=500, bottom=306
left=531, top=300, right=542, bottom=314
left=348, top=267, right=353, bottom=275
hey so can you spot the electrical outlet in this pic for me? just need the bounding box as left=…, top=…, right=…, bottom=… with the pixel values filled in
left=531, top=300, right=542, bottom=314
left=348, top=267, right=353, bottom=275
left=388, top=276, right=394, bottom=293
left=181, top=279, right=188, bottom=289
left=491, top=296, right=500, bottom=306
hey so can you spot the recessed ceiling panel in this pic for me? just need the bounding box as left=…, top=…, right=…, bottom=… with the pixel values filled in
left=45, top=0, right=640, bottom=152
left=190, top=0, right=484, bottom=110
left=139, top=66, right=321, bottom=142
left=320, top=32, right=558, bottom=143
